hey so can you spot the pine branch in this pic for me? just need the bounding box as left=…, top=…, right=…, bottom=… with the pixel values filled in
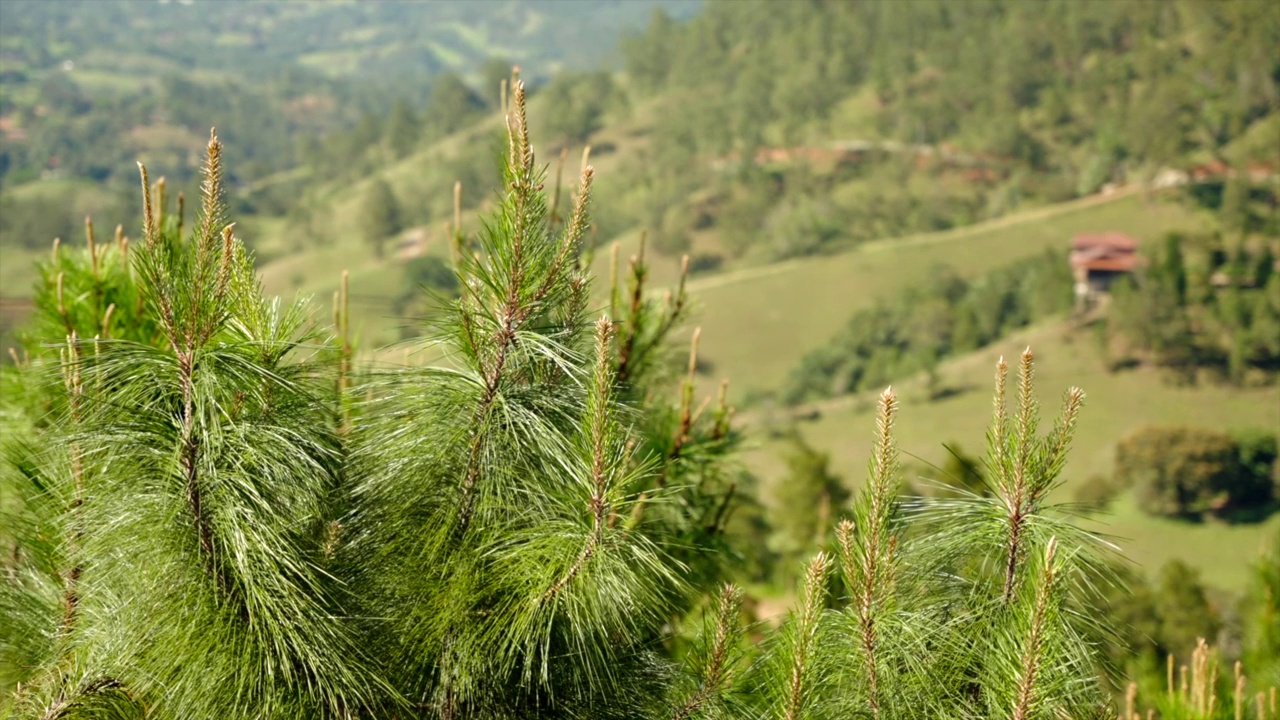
left=671, top=584, right=744, bottom=720
left=543, top=318, right=617, bottom=602
left=58, top=334, right=84, bottom=632
left=1001, top=349, right=1036, bottom=603
left=456, top=79, right=589, bottom=537
left=1012, top=537, right=1059, bottom=720
left=834, top=387, right=900, bottom=719
left=616, top=245, right=690, bottom=389
left=136, top=162, right=176, bottom=345
left=785, top=552, right=832, bottom=720
left=616, top=233, right=648, bottom=386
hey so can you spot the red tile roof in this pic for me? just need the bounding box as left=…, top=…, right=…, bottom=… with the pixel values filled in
left=1070, top=233, right=1140, bottom=273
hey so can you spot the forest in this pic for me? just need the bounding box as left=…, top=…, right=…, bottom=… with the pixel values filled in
left=1, top=1, right=1278, bottom=718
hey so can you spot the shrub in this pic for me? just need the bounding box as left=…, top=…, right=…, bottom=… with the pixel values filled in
left=402, top=254, right=458, bottom=296
left=1115, top=426, right=1271, bottom=518
left=1234, top=428, right=1279, bottom=505
left=1073, top=474, right=1121, bottom=512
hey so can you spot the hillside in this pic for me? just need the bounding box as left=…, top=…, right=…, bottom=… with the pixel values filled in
left=744, top=319, right=1279, bottom=592
left=226, top=175, right=1206, bottom=364
left=204, top=0, right=1280, bottom=349
left=4, top=0, right=1275, bottom=309
left=676, top=189, right=1208, bottom=396
left=0, top=0, right=697, bottom=248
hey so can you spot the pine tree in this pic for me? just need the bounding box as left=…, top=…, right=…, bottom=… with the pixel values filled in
left=478, top=57, right=513, bottom=109
left=386, top=99, right=421, bottom=157
left=345, top=79, right=669, bottom=716
left=766, top=434, right=847, bottom=583
left=424, top=73, right=485, bottom=139
left=360, top=177, right=402, bottom=258
left=712, top=352, right=1116, bottom=719
left=4, top=132, right=384, bottom=718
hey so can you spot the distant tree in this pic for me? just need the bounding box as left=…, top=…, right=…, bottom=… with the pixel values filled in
left=1160, top=233, right=1189, bottom=307
left=1072, top=474, right=1120, bottom=512
left=538, top=71, right=617, bottom=145
left=914, top=443, right=987, bottom=498
left=477, top=56, right=513, bottom=108
left=1087, top=561, right=1162, bottom=671
left=621, top=8, right=675, bottom=92
left=1220, top=173, right=1250, bottom=234
left=393, top=254, right=461, bottom=331
left=650, top=204, right=692, bottom=256
left=1109, top=237, right=1201, bottom=378
left=1241, top=533, right=1280, bottom=683
left=1154, top=560, right=1221, bottom=656
left=402, top=254, right=457, bottom=297
left=1249, top=275, right=1280, bottom=367
left=766, top=433, right=848, bottom=583
left=360, top=178, right=402, bottom=258
left=1116, top=426, right=1246, bottom=517
left=1232, top=429, right=1278, bottom=506
left=37, top=72, right=90, bottom=115
left=1255, top=244, right=1277, bottom=289
left=763, top=195, right=841, bottom=260
left=424, top=73, right=485, bottom=139
left=384, top=99, right=420, bottom=157
left=322, top=112, right=383, bottom=177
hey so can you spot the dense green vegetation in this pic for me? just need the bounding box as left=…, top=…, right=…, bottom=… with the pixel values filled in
left=1113, top=426, right=1277, bottom=519
left=785, top=227, right=1280, bottom=406
left=605, top=0, right=1280, bottom=264
left=1107, top=233, right=1280, bottom=383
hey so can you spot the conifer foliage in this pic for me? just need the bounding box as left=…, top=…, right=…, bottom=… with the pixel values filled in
left=0, top=77, right=739, bottom=719
left=724, top=358, right=1112, bottom=719
left=1, top=74, right=1124, bottom=719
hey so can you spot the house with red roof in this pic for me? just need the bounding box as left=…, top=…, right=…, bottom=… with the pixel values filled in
left=1069, top=232, right=1140, bottom=307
